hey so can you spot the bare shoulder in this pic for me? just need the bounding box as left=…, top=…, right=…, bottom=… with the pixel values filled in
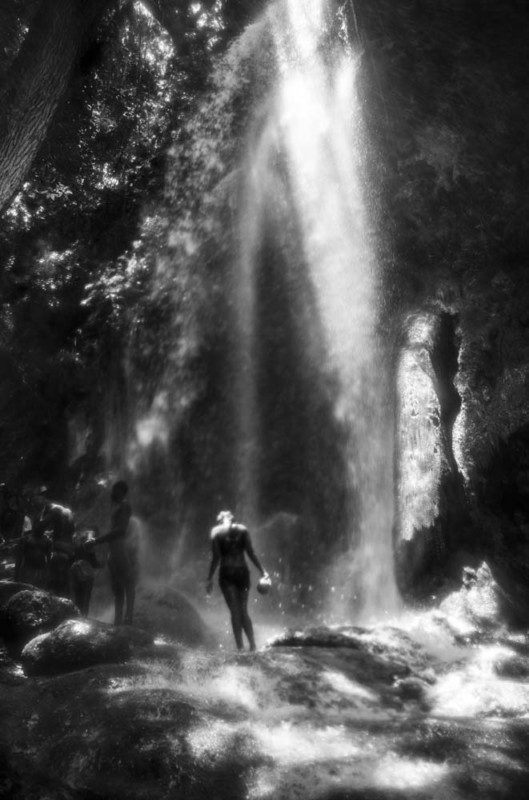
left=210, top=524, right=226, bottom=541
left=237, top=524, right=251, bottom=541
left=232, top=524, right=248, bottom=533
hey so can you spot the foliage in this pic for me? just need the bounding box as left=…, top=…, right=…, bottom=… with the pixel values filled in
left=0, top=0, right=229, bottom=493
left=352, top=0, right=529, bottom=310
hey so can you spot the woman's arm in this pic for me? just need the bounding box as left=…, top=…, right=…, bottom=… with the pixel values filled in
left=94, top=503, right=131, bottom=546
left=206, top=535, right=221, bottom=594
left=243, top=530, right=266, bottom=576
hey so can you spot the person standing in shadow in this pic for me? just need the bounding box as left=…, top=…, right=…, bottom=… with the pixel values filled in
left=14, top=524, right=52, bottom=589
left=69, top=529, right=100, bottom=617
left=206, top=510, right=269, bottom=652
left=94, top=481, right=138, bottom=626
left=32, top=489, right=75, bottom=597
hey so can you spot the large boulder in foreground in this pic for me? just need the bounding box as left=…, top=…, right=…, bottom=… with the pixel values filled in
left=0, top=660, right=253, bottom=800
left=21, top=619, right=135, bottom=676
left=0, top=588, right=78, bottom=648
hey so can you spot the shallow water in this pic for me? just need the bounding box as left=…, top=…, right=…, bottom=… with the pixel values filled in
left=187, top=596, right=529, bottom=800
left=76, top=565, right=529, bottom=798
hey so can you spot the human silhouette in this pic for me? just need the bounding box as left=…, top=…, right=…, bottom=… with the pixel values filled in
left=14, top=525, right=52, bottom=589
left=33, top=490, right=75, bottom=597
left=206, top=510, right=268, bottom=651
left=69, top=529, right=100, bottom=617
left=94, top=481, right=137, bottom=625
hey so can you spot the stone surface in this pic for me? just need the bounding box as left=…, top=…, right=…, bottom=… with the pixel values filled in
left=0, top=588, right=78, bottom=648
left=0, top=580, right=34, bottom=609
left=436, top=559, right=529, bottom=633
left=132, top=583, right=217, bottom=648
left=439, top=562, right=504, bottom=633
left=0, top=640, right=25, bottom=685
left=21, top=618, right=134, bottom=676
left=2, top=621, right=529, bottom=799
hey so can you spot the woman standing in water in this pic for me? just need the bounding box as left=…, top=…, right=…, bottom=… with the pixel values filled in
left=206, top=510, right=269, bottom=652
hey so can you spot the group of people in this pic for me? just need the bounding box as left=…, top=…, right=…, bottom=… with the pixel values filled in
left=12, top=481, right=138, bottom=625
left=6, top=478, right=270, bottom=650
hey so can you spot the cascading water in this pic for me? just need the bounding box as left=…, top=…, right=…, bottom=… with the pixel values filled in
left=397, top=315, right=442, bottom=543
left=235, top=0, right=400, bottom=621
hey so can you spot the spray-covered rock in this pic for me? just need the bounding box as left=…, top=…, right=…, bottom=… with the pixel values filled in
left=20, top=618, right=134, bottom=676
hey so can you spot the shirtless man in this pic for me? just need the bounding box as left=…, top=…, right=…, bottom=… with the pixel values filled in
left=206, top=510, right=268, bottom=652
left=94, top=481, right=137, bottom=625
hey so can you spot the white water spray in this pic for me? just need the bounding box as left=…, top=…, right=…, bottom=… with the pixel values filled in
left=235, top=0, right=400, bottom=621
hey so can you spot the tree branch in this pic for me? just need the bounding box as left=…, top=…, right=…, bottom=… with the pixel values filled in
left=0, top=0, right=115, bottom=214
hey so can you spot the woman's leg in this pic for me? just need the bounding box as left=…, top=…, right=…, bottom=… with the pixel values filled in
left=221, top=582, right=244, bottom=650
left=81, top=578, right=94, bottom=617
left=240, top=588, right=256, bottom=651
left=110, top=568, right=125, bottom=625
left=123, top=572, right=135, bottom=625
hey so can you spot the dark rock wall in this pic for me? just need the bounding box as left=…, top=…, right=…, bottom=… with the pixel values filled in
left=353, top=0, right=529, bottom=596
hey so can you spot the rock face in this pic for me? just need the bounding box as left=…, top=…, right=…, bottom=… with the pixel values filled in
left=0, top=588, right=78, bottom=649
left=20, top=619, right=134, bottom=676
left=439, top=562, right=505, bottom=634
left=0, top=580, right=34, bottom=608
left=0, top=640, right=24, bottom=685
left=439, top=560, right=529, bottom=631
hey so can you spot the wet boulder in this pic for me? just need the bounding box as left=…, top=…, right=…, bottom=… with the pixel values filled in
left=493, top=653, right=529, bottom=680
left=0, top=640, right=25, bottom=685
left=133, top=583, right=216, bottom=647
left=269, top=624, right=436, bottom=691
left=0, top=588, right=78, bottom=649
left=486, top=552, right=529, bottom=628
left=0, top=580, right=34, bottom=609
left=393, top=676, right=432, bottom=707
left=0, top=660, right=255, bottom=800
left=439, top=562, right=505, bottom=634
left=21, top=618, right=134, bottom=676
left=271, top=625, right=366, bottom=649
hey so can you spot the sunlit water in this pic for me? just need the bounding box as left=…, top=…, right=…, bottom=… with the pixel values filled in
left=234, top=0, right=399, bottom=621
left=397, top=314, right=443, bottom=541
left=81, top=546, right=529, bottom=798
left=94, top=579, right=529, bottom=800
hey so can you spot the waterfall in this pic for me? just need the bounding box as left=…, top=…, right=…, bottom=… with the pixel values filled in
left=234, top=0, right=400, bottom=621
left=397, top=315, right=442, bottom=543
left=125, top=0, right=400, bottom=619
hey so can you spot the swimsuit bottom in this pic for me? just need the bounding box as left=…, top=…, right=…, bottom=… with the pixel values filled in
left=219, top=565, right=250, bottom=592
